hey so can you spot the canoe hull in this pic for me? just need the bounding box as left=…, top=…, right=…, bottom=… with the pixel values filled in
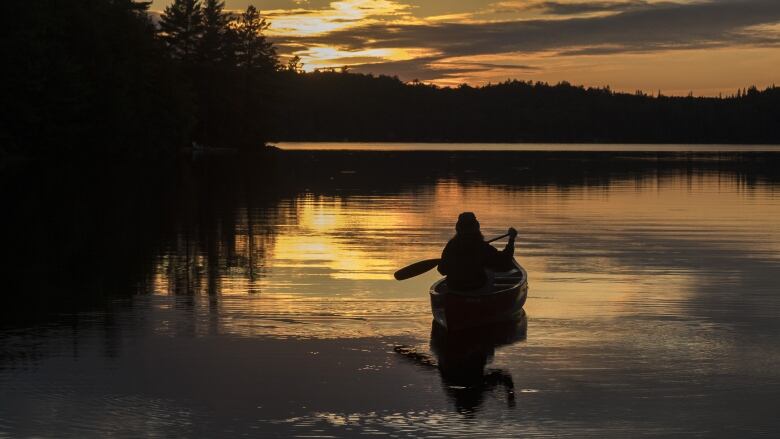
left=429, top=260, right=528, bottom=331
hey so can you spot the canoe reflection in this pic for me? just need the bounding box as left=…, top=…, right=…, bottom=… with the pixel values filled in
left=395, top=311, right=527, bottom=414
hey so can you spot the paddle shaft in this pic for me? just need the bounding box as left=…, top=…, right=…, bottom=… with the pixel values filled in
left=486, top=232, right=512, bottom=243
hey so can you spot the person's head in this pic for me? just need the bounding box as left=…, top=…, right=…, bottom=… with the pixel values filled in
left=455, top=212, right=482, bottom=239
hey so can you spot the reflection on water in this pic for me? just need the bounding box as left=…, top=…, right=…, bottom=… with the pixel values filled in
left=395, top=315, right=528, bottom=415
left=2, top=150, right=780, bottom=437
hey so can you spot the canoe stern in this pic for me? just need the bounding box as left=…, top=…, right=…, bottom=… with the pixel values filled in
left=429, top=260, right=528, bottom=331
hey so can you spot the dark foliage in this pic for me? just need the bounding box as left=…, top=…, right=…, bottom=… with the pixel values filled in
left=1, top=0, right=192, bottom=157
left=1, top=0, right=279, bottom=158
left=159, top=0, right=204, bottom=62
left=274, top=73, right=780, bottom=144
left=159, top=0, right=279, bottom=150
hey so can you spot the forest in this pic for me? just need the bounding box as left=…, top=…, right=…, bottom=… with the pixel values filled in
left=2, top=0, right=279, bottom=157
left=2, top=0, right=779, bottom=159
left=278, top=74, right=780, bottom=144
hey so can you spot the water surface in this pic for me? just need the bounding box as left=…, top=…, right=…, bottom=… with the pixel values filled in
left=1, top=148, right=779, bottom=437
left=277, top=141, right=780, bottom=152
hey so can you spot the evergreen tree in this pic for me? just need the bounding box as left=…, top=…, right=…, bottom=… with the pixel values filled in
left=198, top=0, right=230, bottom=64
left=159, top=0, right=204, bottom=62
left=232, top=6, right=276, bottom=71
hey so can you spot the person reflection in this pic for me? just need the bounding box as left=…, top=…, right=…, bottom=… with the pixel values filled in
left=395, top=312, right=527, bottom=415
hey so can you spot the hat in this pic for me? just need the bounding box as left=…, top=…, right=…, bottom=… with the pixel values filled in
left=456, top=212, right=480, bottom=234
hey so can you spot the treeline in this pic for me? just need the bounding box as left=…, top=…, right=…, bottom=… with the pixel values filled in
left=2, top=0, right=279, bottom=157
left=274, top=73, right=780, bottom=144
left=3, top=0, right=780, bottom=157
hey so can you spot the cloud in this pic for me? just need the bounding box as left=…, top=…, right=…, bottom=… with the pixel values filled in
left=302, top=0, right=780, bottom=54
left=347, top=56, right=469, bottom=80
left=278, top=0, right=780, bottom=82
left=493, top=0, right=657, bottom=15
left=303, top=46, right=439, bottom=68
left=347, top=56, right=539, bottom=81
left=264, top=0, right=414, bottom=36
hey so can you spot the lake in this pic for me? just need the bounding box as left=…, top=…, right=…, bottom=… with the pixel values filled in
left=1, top=146, right=780, bottom=437
left=277, top=142, right=780, bottom=152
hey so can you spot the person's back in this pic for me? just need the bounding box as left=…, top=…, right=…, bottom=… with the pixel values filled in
left=437, top=212, right=517, bottom=291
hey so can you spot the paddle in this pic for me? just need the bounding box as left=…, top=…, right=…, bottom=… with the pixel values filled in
left=394, top=232, right=512, bottom=280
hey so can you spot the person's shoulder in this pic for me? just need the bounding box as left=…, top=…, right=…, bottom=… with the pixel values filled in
left=446, top=235, right=462, bottom=245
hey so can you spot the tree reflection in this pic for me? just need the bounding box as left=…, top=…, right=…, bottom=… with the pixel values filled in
left=158, top=158, right=289, bottom=299
left=0, top=156, right=291, bottom=327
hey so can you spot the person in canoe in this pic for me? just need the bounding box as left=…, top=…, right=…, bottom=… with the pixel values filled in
left=438, top=212, right=518, bottom=291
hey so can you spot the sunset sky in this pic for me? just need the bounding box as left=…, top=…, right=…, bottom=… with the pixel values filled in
left=150, top=0, right=780, bottom=95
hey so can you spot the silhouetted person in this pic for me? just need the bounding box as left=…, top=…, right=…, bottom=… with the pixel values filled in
left=438, top=212, right=517, bottom=291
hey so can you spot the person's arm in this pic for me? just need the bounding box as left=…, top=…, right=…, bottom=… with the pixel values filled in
left=437, top=241, right=453, bottom=275
left=501, top=228, right=518, bottom=257
left=486, top=228, right=518, bottom=269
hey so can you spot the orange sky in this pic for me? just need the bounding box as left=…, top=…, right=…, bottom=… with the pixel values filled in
left=150, top=0, right=780, bottom=95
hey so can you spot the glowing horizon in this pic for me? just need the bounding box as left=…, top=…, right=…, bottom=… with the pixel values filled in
left=150, top=0, right=780, bottom=96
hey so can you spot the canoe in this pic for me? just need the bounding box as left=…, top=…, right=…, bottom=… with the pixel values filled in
left=429, top=259, right=528, bottom=331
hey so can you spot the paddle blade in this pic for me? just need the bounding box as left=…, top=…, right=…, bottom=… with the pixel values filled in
left=394, top=258, right=441, bottom=280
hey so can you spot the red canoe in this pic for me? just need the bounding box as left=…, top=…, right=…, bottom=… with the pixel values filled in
left=429, top=259, right=528, bottom=331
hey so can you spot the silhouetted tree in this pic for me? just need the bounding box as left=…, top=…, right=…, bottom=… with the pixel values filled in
left=232, top=6, right=276, bottom=71
left=286, top=55, right=304, bottom=73
left=159, top=0, right=204, bottom=62
left=153, top=2, right=280, bottom=150
left=198, top=0, right=230, bottom=64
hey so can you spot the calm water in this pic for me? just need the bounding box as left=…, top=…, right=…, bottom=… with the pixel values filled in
left=2, top=148, right=780, bottom=437
left=277, top=142, right=780, bottom=152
